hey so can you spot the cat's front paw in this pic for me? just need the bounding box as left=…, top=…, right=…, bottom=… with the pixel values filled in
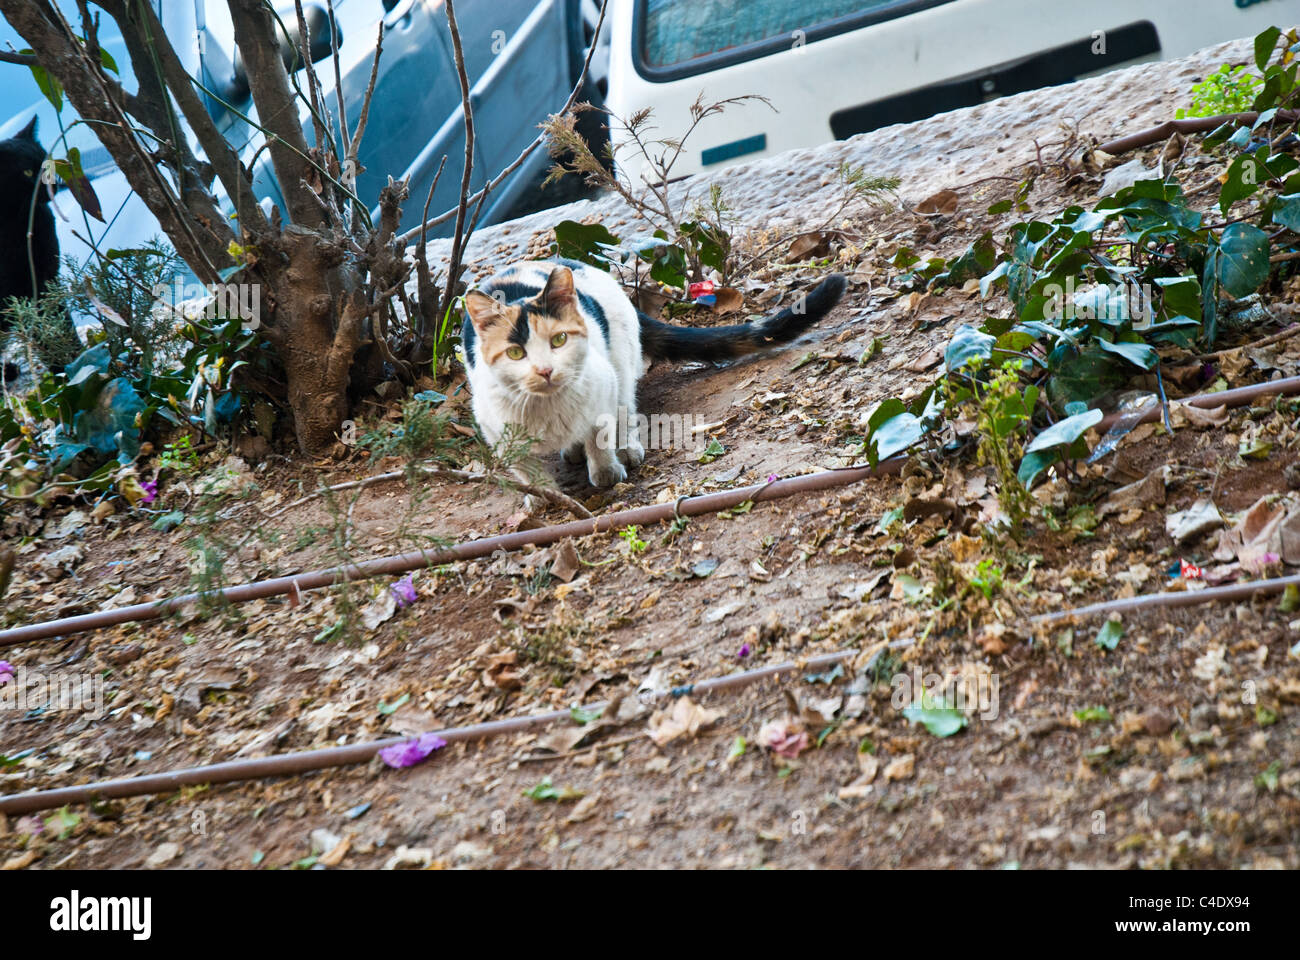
left=619, top=438, right=646, bottom=469
left=588, top=459, right=627, bottom=488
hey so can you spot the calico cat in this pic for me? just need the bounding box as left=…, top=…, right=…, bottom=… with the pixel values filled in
left=461, top=259, right=846, bottom=488
left=0, top=116, right=60, bottom=379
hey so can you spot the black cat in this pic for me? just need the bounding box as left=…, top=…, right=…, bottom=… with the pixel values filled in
left=0, top=115, right=60, bottom=379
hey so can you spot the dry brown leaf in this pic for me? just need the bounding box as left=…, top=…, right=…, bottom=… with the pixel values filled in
left=787, top=232, right=830, bottom=262
left=566, top=793, right=601, bottom=823
left=1098, top=467, right=1166, bottom=519
left=1171, top=402, right=1229, bottom=429
left=318, top=834, right=352, bottom=867
left=884, top=754, right=916, bottom=780
left=915, top=189, right=959, bottom=215
left=647, top=696, right=723, bottom=747
left=907, top=347, right=943, bottom=373
left=551, top=539, right=580, bottom=583
left=1, top=851, right=38, bottom=870
left=711, top=287, right=744, bottom=314
left=482, top=651, right=523, bottom=691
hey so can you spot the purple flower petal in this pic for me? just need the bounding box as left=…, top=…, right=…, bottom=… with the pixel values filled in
left=140, top=479, right=158, bottom=505
left=737, top=643, right=752, bottom=659
left=379, top=733, right=447, bottom=769
left=390, top=575, right=418, bottom=608
left=0, top=661, right=13, bottom=687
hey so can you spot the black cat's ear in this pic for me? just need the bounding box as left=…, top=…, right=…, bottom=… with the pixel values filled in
left=541, top=266, right=575, bottom=310
left=16, top=115, right=38, bottom=142
left=463, top=291, right=510, bottom=332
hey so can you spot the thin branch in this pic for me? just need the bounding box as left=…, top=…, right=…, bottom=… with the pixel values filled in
left=436, top=0, right=477, bottom=326
left=262, top=462, right=594, bottom=521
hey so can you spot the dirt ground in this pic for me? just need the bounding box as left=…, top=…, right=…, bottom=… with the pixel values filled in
left=4, top=95, right=1300, bottom=871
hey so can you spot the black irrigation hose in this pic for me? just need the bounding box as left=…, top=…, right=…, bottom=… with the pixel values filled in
left=0, top=461, right=905, bottom=647
left=7, top=562, right=1300, bottom=815
left=1030, top=572, right=1300, bottom=625
left=1096, top=375, right=1300, bottom=433
left=1097, top=110, right=1300, bottom=156
left=0, top=651, right=858, bottom=816
left=7, top=370, right=1300, bottom=648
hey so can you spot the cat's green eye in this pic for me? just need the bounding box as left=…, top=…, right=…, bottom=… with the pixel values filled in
left=505, top=345, right=525, bottom=361
left=23, top=170, right=32, bottom=178
left=550, top=332, right=568, bottom=348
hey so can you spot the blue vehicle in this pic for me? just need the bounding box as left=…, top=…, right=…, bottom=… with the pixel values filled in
left=0, top=0, right=607, bottom=266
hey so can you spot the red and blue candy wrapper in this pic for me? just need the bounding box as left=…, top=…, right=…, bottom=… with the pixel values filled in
left=688, top=280, right=716, bottom=306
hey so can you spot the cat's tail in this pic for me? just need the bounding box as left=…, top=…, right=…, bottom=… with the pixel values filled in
left=638, top=274, right=846, bottom=363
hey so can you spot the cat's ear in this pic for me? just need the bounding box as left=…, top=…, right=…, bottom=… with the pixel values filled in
left=541, top=266, right=576, bottom=310
left=16, top=115, right=38, bottom=142
left=463, top=291, right=510, bottom=332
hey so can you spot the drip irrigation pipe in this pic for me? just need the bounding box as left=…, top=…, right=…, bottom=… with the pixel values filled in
left=7, top=371, right=1300, bottom=648
left=0, top=462, right=905, bottom=647
left=1096, top=374, right=1300, bottom=433
left=1030, top=572, right=1300, bottom=626
left=0, top=651, right=856, bottom=816
left=7, top=568, right=1300, bottom=814
left=1096, top=110, right=1299, bottom=157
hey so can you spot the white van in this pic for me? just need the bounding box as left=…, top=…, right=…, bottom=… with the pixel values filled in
left=604, top=0, right=1296, bottom=183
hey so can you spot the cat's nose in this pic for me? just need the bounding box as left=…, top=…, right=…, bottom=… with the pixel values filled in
left=535, top=367, right=553, bottom=381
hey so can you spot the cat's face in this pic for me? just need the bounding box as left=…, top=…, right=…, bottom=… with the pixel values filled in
left=465, top=267, right=588, bottom=396
left=0, top=116, right=48, bottom=204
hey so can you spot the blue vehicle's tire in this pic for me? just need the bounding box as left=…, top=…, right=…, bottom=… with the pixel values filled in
left=566, top=0, right=610, bottom=104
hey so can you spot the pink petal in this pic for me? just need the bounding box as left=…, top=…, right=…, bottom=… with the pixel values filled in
left=379, top=733, right=447, bottom=769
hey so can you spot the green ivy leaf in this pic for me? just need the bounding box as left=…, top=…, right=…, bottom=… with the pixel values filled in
left=1152, top=275, right=1202, bottom=321
left=1272, top=193, right=1300, bottom=231
left=933, top=231, right=995, bottom=288
left=903, top=697, right=969, bottom=738
left=1095, top=618, right=1124, bottom=651
left=570, top=704, right=604, bottom=725
left=944, top=324, right=996, bottom=373
left=1096, top=338, right=1158, bottom=370
left=1256, top=26, right=1282, bottom=71
left=1025, top=408, right=1103, bottom=455
left=522, top=776, right=584, bottom=802
left=1215, top=223, right=1271, bottom=299
left=550, top=220, right=620, bottom=268
left=1073, top=706, right=1112, bottom=724
left=697, top=437, right=725, bottom=464
left=1016, top=449, right=1059, bottom=489
left=1220, top=153, right=1273, bottom=215
left=865, top=400, right=924, bottom=467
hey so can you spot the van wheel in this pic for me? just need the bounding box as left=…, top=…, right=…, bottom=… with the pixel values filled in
left=564, top=0, right=612, bottom=172
left=500, top=0, right=611, bottom=221
left=568, top=0, right=611, bottom=102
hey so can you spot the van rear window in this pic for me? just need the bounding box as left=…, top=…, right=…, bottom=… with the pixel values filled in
left=640, top=0, right=903, bottom=68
